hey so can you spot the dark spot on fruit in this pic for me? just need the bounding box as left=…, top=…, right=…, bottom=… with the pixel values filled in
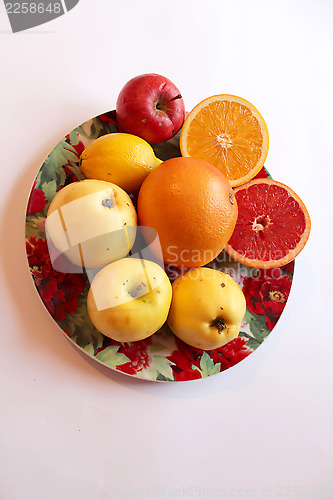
left=210, top=317, right=227, bottom=334
left=221, top=283, right=225, bottom=288
left=220, top=306, right=224, bottom=310
left=102, top=198, right=113, bottom=208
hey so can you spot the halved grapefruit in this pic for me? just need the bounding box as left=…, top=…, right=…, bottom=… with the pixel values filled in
left=225, top=178, right=311, bottom=268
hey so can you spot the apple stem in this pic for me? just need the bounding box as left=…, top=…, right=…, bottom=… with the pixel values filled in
left=156, top=94, right=182, bottom=110
left=102, top=198, right=114, bottom=208
left=210, top=318, right=227, bottom=334
left=130, top=282, right=147, bottom=298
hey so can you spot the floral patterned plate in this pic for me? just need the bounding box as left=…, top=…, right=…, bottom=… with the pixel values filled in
left=25, top=111, right=294, bottom=382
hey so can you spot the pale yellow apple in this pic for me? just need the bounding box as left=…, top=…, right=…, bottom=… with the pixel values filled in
left=87, top=258, right=172, bottom=342
left=167, top=267, right=246, bottom=350
left=46, top=179, right=137, bottom=269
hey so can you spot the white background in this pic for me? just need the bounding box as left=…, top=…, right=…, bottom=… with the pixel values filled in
left=1, top=1, right=332, bottom=499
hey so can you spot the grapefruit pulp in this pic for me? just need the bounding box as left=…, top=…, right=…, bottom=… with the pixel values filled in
left=225, top=178, right=311, bottom=268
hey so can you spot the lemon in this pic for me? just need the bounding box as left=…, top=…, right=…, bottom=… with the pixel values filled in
left=79, top=133, right=162, bottom=193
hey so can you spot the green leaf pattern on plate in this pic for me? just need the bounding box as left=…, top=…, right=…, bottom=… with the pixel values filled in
left=96, top=346, right=131, bottom=369
left=193, top=352, right=221, bottom=378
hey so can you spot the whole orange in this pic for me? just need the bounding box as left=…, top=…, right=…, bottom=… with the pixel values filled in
left=137, top=157, right=238, bottom=268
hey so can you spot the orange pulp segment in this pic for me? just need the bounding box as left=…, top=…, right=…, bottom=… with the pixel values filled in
left=180, top=95, right=269, bottom=187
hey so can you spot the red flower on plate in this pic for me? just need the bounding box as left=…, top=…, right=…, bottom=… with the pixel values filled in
left=26, top=236, right=86, bottom=322
left=254, top=166, right=270, bottom=179
left=98, top=110, right=117, bottom=125
left=62, top=134, right=86, bottom=185
left=209, top=337, right=253, bottom=370
left=281, top=260, right=295, bottom=275
left=242, top=268, right=292, bottom=329
left=166, top=338, right=203, bottom=381
left=65, top=134, right=85, bottom=158
left=63, top=165, right=80, bottom=186
left=116, top=337, right=154, bottom=375
left=166, top=335, right=253, bottom=380
left=26, top=180, right=47, bottom=214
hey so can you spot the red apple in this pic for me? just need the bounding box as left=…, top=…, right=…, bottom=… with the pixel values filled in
left=116, top=73, right=185, bottom=144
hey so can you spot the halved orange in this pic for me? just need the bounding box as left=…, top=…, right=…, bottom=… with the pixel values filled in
left=180, top=95, right=269, bottom=187
left=225, top=178, right=311, bottom=268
